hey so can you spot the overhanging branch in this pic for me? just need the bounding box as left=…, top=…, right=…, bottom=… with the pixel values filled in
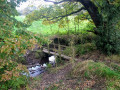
left=39, top=7, right=86, bottom=22
left=50, top=7, right=86, bottom=21
left=44, top=0, right=68, bottom=4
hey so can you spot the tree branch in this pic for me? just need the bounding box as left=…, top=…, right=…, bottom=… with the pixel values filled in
left=39, top=7, right=85, bottom=22
left=50, top=7, right=86, bottom=20
left=44, top=0, right=68, bottom=4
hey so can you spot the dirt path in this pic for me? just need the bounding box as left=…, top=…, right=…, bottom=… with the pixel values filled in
left=28, top=50, right=120, bottom=90
left=36, top=63, right=72, bottom=89
left=29, top=51, right=103, bottom=90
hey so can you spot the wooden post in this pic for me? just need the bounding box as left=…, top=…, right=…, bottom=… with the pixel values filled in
left=47, top=43, right=50, bottom=55
left=58, top=37, right=62, bottom=61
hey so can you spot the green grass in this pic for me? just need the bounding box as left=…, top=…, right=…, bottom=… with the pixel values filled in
left=15, top=16, right=25, bottom=22
left=70, top=60, right=120, bottom=89
left=15, top=16, right=95, bottom=36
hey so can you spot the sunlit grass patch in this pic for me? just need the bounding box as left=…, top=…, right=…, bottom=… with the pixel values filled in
left=15, top=16, right=25, bottom=22
left=15, top=16, right=95, bottom=36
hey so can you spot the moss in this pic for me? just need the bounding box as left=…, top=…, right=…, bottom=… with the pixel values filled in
left=34, top=50, right=45, bottom=59
left=34, top=52, right=40, bottom=59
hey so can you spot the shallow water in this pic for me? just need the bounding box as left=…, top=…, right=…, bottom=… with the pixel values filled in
left=22, top=63, right=47, bottom=77
left=22, top=55, right=55, bottom=77
left=28, top=65, right=45, bottom=77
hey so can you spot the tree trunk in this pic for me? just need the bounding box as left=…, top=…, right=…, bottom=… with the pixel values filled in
left=77, top=0, right=102, bottom=29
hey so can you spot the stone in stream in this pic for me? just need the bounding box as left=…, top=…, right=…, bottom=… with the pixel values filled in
left=49, top=56, right=56, bottom=67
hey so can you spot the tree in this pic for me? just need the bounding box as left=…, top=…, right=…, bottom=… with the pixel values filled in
left=25, top=0, right=120, bottom=54
left=0, top=0, right=46, bottom=60
left=0, top=1, right=46, bottom=89
left=0, top=0, right=27, bottom=38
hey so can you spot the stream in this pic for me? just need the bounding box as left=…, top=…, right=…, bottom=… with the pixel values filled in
left=22, top=63, right=47, bottom=77
left=22, top=55, right=56, bottom=77
left=28, top=63, right=47, bottom=77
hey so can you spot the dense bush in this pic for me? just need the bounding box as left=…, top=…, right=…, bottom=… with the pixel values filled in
left=0, top=29, right=48, bottom=89
left=0, top=60, right=28, bottom=89
left=71, top=33, right=96, bottom=44
left=63, top=43, right=96, bottom=56
left=95, top=0, right=120, bottom=55
left=0, top=0, right=50, bottom=89
left=96, top=28, right=120, bottom=55
left=75, top=43, right=96, bottom=55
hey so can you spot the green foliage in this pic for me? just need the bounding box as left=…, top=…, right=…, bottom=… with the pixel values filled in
left=24, top=3, right=83, bottom=24
left=96, top=27, right=120, bottom=55
left=0, top=75, right=28, bottom=90
left=63, top=43, right=96, bottom=56
left=109, top=63, right=120, bottom=74
left=0, top=0, right=47, bottom=89
left=0, top=0, right=27, bottom=38
left=56, top=57, right=65, bottom=66
left=24, top=2, right=95, bottom=36
left=75, top=43, right=96, bottom=55
left=71, top=60, right=120, bottom=78
left=0, top=31, right=37, bottom=60
left=62, top=47, right=72, bottom=56
left=0, top=60, right=28, bottom=89
left=25, top=16, right=95, bottom=36
left=93, top=0, right=120, bottom=55
left=24, top=0, right=120, bottom=55
left=46, top=63, right=52, bottom=69
left=18, top=57, right=27, bottom=64
left=74, top=33, right=96, bottom=44
left=34, top=52, right=40, bottom=59
left=25, top=0, right=120, bottom=55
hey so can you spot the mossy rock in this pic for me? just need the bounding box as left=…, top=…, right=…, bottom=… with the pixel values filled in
left=34, top=52, right=40, bottom=59
left=34, top=50, right=45, bottom=59
left=18, top=57, right=27, bottom=64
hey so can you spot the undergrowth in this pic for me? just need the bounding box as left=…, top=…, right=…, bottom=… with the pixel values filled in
left=63, top=43, right=96, bottom=56
left=70, top=60, right=120, bottom=89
